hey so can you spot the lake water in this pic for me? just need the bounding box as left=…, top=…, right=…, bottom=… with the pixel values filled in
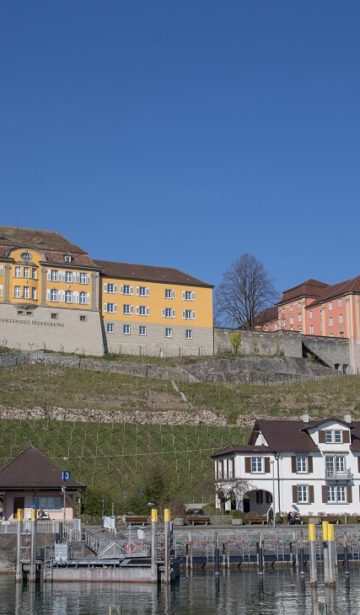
left=2, top=568, right=360, bottom=614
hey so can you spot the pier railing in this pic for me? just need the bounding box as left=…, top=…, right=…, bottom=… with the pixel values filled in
left=0, top=518, right=81, bottom=541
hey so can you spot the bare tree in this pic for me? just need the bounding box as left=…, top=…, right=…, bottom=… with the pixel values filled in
left=215, top=254, right=278, bottom=329
left=216, top=478, right=250, bottom=513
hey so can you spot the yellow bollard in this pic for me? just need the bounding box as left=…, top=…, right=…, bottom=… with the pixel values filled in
left=151, top=508, right=158, bottom=523
left=31, top=508, right=37, bottom=522
left=16, top=509, right=23, bottom=521
left=164, top=508, right=171, bottom=523
left=308, top=524, right=317, bottom=586
left=322, top=520, right=329, bottom=541
left=308, top=523, right=316, bottom=542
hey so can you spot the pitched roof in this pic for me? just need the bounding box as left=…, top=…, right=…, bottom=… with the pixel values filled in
left=249, top=420, right=319, bottom=453
left=0, top=226, right=97, bottom=269
left=211, top=445, right=273, bottom=458
left=277, top=279, right=329, bottom=306
left=94, top=259, right=213, bottom=288
left=308, top=276, right=360, bottom=308
left=255, top=306, right=278, bottom=325
left=0, top=445, right=85, bottom=490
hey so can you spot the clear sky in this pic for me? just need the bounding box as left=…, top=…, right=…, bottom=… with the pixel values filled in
left=1, top=1, right=360, bottom=295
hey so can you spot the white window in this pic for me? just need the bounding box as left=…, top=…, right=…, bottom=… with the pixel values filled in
left=339, top=314, right=343, bottom=324
left=32, top=268, right=37, bottom=279
left=185, top=329, right=192, bottom=340
left=309, top=325, right=314, bottom=334
left=296, top=456, right=307, bottom=473
left=289, top=316, right=294, bottom=325
left=32, top=288, right=37, bottom=300
left=23, top=286, right=30, bottom=299
left=50, top=270, right=59, bottom=281
left=122, top=284, right=132, bottom=295
left=14, top=285, right=21, bottom=298
left=338, top=298, right=343, bottom=307
left=64, top=255, right=73, bottom=263
left=297, top=485, right=308, bottom=503
left=297, top=314, right=302, bottom=323
left=79, top=292, right=87, bottom=304
left=65, top=290, right=72, bottom=303
left=165, top=327, right=172, bottom=338
left=123, top=324, right=131, bottom=335
left=329, top=317, right=334, bottom=326
left=123, top=304, right=132, bottom=315
left=183, top=290, right=195, bottom=301
left=138, top=305, right=148, bottom=316
left=324, top=430, right=343, bottom=444
left=106, top=323, right=115, bottom=333
left=165, top=288, right=175, bottom=299
left=327, top=485, right=346, bottom=503
left=50, top=289, right=58, bottom=302
left=309, top=310, right=313, bottom=319
left=137, top=286, right=149, bottom=296
left=80, top=272, right=88, bottom=284
left=105, top=283, right=116, bottom=293
left=65, top=271, right=73, bottom=283
left=328, top=302, right=333, bottom=310
left=105, top=303, right=116, bottom=313
left=281, top=319, right=286, bottom=328
left=163, top=308, right=175, bottom=318
left=325, top=455, right=346, bottom=477
left=15, top=267, right=21, bottom=278
left=24, top=267, right=30, bottom=278
left=183, top=309, right=195, bottom=320
left=289, top=305, right=293, bottom=312
left=251, top=457, right=263, bottom=473
left=139, top=325, right=147, bottom=336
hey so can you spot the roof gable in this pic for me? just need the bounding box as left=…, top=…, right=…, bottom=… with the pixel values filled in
left=0, top=445, right=85, bottom=490
left=249, top=420, right=318, bottom=453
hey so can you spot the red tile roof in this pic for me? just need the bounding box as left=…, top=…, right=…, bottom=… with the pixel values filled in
left=0, top=226, right=97, bottom=269
left=278, top=279, right=329, bottom=306
left=308, top=276, right=360, bottom=308
left=95, top=259, right=213, bottom=287
left=0, top=445, right=85, bottom=490
left=255, top=306, right=278, bottom=325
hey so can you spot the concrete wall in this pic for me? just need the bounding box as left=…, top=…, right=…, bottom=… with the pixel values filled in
left=105, top=323, right=213, bottom=357
left=303, top=335, right=350, bottom=372
left=0, top=304, right=104, bottom=356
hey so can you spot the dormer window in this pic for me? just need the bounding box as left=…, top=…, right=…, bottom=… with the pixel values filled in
left=64, top=255, right=73, bottom=263
left=325, top=429, right=342, bottom=444
left=21, top=252, right=31, bottom=261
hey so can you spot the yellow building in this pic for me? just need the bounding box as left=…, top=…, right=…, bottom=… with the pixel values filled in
left=0, top=226, right=213, bottom=356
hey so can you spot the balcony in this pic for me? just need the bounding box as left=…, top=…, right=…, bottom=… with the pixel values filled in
left=325, top=468, right=353, bottom=480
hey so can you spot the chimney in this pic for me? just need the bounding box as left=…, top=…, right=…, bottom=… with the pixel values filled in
left=302, top=413, right=310, bottom=423
left=344, top=414, right=352, bottom=424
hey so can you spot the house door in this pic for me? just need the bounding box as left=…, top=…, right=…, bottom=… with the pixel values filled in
left=13, top=497, right=24, bottom=517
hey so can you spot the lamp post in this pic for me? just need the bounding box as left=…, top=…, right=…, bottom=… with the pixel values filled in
left=270, top=459, right=276, bottom=527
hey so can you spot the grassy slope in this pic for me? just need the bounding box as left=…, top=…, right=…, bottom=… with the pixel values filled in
left=1, top=363, right=360, bottom=513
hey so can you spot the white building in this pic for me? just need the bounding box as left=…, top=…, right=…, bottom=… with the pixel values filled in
left=212, top=415, right=360, bottom=518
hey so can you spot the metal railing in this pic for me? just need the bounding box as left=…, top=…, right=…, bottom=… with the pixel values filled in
left=325, top=468, right=353, bottom=480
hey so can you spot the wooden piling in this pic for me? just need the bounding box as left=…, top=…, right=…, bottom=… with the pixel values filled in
left=326, top=523, right=336, bottom=587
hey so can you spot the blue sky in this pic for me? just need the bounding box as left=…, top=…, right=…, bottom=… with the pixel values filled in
left=1, top=1, right=360, bottom=295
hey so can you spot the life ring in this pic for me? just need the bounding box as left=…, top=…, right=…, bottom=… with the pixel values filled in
left=124, top=542, right=137, bottom=555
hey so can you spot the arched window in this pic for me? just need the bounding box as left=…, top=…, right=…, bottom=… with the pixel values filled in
left=50, top=289, right=58, bottom=302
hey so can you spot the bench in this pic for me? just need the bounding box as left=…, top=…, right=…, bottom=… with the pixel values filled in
left=186, top=515, right=210, bottom=526
left=124, top=515, right=149, bottom=526
left=244, top=512, right=267, bottom=525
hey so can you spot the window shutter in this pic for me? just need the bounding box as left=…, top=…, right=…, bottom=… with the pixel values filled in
left=192, top=311, right=195, bottom=319
left=130, top=286, right=134, bottom=295
left=47, top=271, right=51, bottom=281
left=73, top=292, right=79, bottom=303
left=47, top=289, right=51, bottom=300
left=136, top=306, right=139, bottom=315
left=104, top=283, right=107, bottom=291
left=182, top=311, right=185, bottom=319
left=146, top=287, right=149, bottom=296
left=319, top=431, right=325, bottom=443
left=114, top=285, right=118, bottom=293
left=245, top=457, right=251, bottom=473
left=347, top=486, right=352, bottom=503
left=146, top=307, right=150, bottom=316
left=86, top=293, right=90, bottom=304
left=191, top=292, right=195, bottom=300
left=114, top=305, right=117, bottom=313
left=136, top=287, right=139, bottom=295
left=162, top=309, right=165, bottom=317
left=120, top=285, right=124, bottom=294
left=309, top=485, right=314, bottom=504
left=172, top=309, right=175, bottom=318
left=291, top=457, right=296, bottom=473
left=308, top=456, right=313, bottom=474
left=172, top=290, right=175, bottom=299
left=264, top=457, right=270, bottom=473
left=292, top=486, right=298, bottom=503
left=104, top=303, right=107, bottom=312
left=322, top=486, right=327, bottom=503
left=343, top=431, right=350, bottom=444
left=182, top=291, right=185, bottom=299
left=59, top=290, right=65, bottom=302
left=130, top=306, right=133, bottom=314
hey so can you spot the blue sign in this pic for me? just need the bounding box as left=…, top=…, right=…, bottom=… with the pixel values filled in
left=61, top=471, right=71, bottom=481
